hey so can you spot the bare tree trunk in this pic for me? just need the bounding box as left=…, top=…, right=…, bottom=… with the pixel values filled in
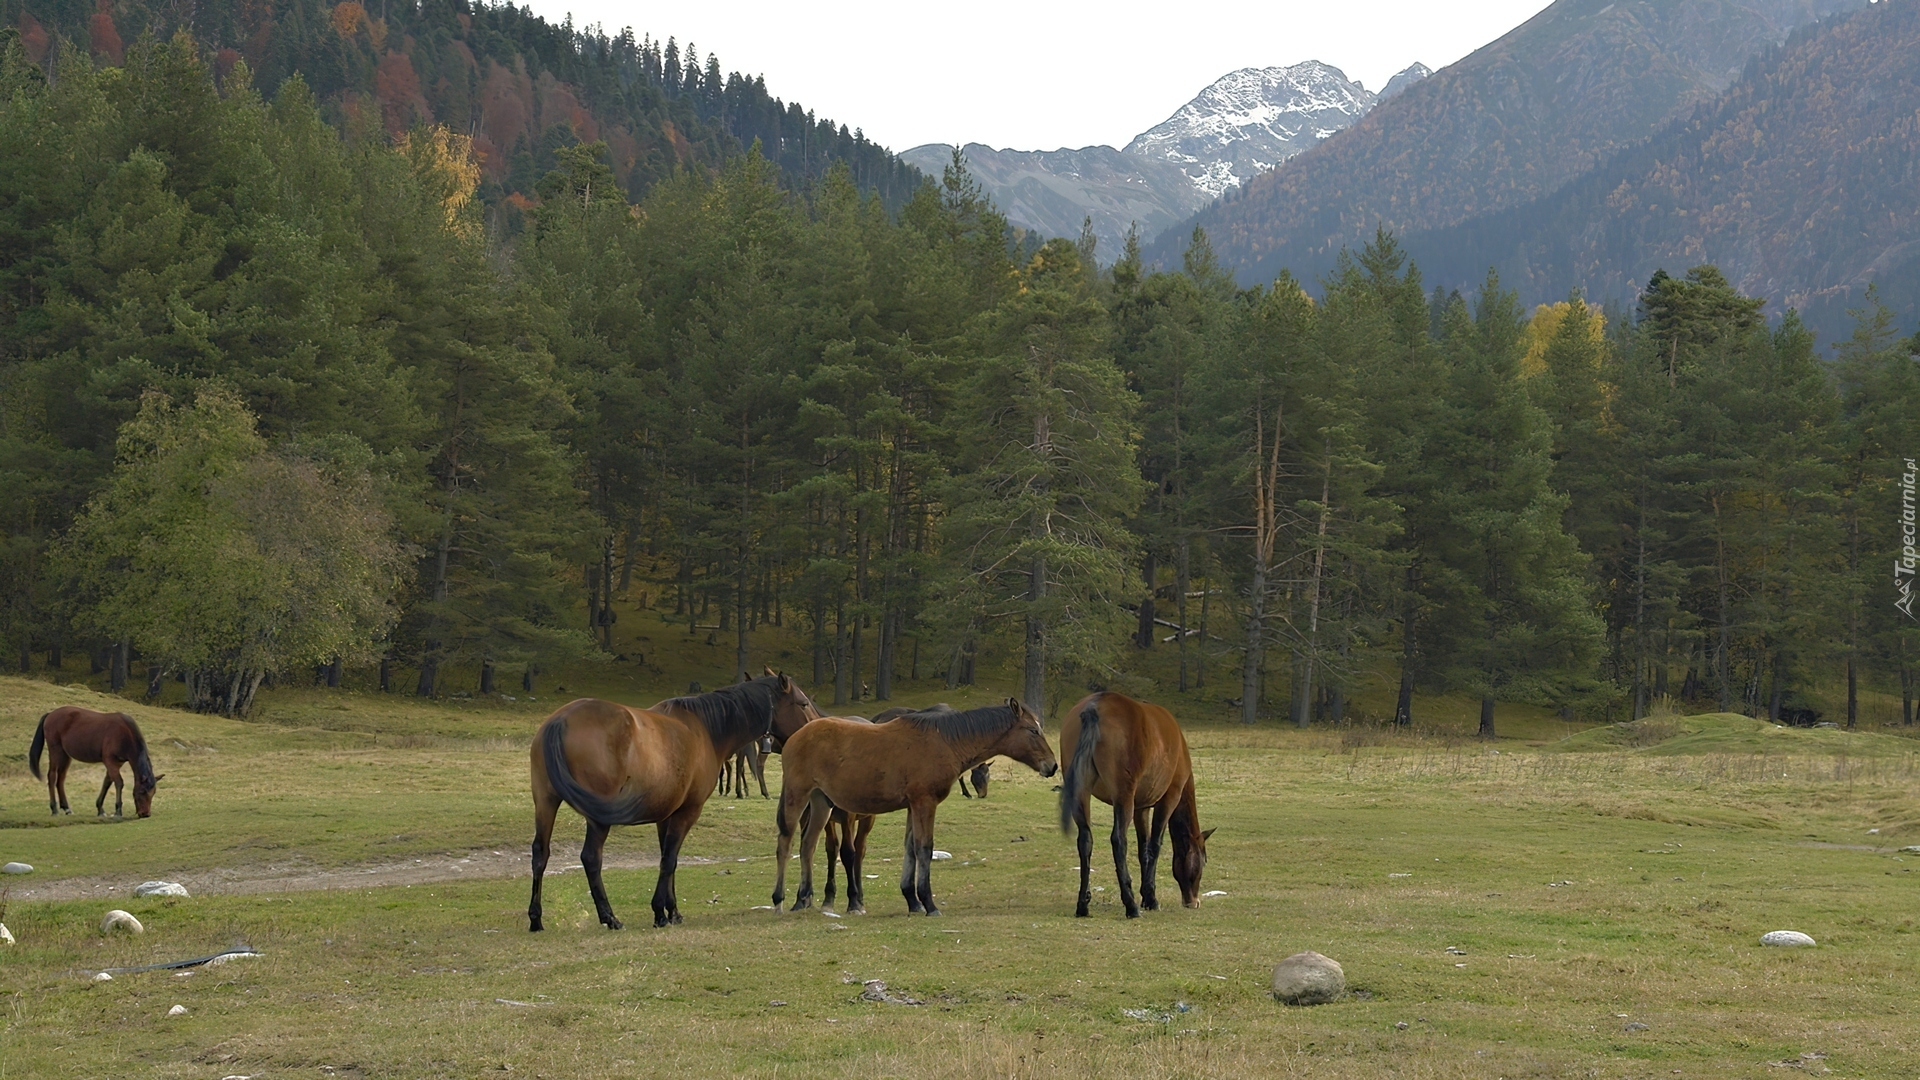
left=111, top=638, right=128, bottom=691
left=481, top=660, right=496, bottom=695
left=1293, top=457, right=1332, bottom=729
left=379, top=656, right=392, bottom=692
left=832, top=602, right=850, bottom=706
left=1136, top=551, right=1156, bottom=649
left=1478, top=696, right=1496, bottom=739
left=1024, top=554, right=1045, bottom=716
left=1240, top=557, right=1266, bottom=726
left=1176, top=538, right=1191, bottom=692
left=1394, top=564, right=1418, bottom=726
left=1633, top=502, right=1649, bottom=721
left=1714, top=496, right=1731, bottom=712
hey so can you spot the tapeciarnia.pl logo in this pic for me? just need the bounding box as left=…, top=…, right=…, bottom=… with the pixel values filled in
left=1899, top=457, right=1917, bottom=621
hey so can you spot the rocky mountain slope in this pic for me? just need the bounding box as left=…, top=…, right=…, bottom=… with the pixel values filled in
left=905, top=60, right=1427, bottom=255
left=1400, top=0, right=1920, bottom=341
left=1147, top=0, right=1866, bottom=284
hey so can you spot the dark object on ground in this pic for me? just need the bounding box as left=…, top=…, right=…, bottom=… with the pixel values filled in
left=1779, top=706, right=1822, bottom=727
left=85, top=946, right=259, bottom=976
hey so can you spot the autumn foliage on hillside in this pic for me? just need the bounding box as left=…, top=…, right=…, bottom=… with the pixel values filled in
left=2, top=0, right=920, bottom=210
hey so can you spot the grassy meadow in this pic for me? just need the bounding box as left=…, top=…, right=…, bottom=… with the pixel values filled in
left=3, top=611, right=1920, bottom=1077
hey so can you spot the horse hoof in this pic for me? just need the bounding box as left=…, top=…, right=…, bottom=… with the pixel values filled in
left=529, top=922, right=543, bottom=932
left=1125, top=908, right=1141, bottom=919
left=1075, top=907, right=1090, bottom=918
left=605, top=918, right=624, bottom=930
left=788, top=900, right=810, bottom=912
left=924, top=907, right=940, bottom=917
left=669, top=912, right=682, bottom=925
left=1142, top=898, right=1158, bottom=911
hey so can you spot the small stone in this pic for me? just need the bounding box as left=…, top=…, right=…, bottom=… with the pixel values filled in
left=101, top=910, right=144, bottom=934
left=1761, top=930, right=1816, bottom=947
left=931, top=850, right=953, bottom=861
left=0, top=923, right=14, bottom=946
left=1, top=862, right=31, bottom=875
left=136, top=881, right=191, bottom=898
left=1902, top=846, right=1920, bottom=854
left=1271, top=951, right=1346, bottom=1006
left=1394, top=1021, right=1409, bottom=1030
left=92, top=971, right=114, bottom=982
left=768, top=1000, right=788, bottom=1007
left=167, top=1004, right=188, bottom=1017
left=1625, top=1021, right=1651, bottom=1032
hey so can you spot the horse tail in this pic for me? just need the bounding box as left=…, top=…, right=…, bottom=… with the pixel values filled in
left=540, top=717, right=642, bottom=827
left=29, top=713, right=48, bottom=779
left=1058, top=697, right=1103, bottom=833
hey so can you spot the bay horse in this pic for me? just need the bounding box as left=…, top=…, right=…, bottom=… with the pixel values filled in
left=528, top=673, right=819, bottom=931
left=814, top=704, right=991, bottom=910
left=1058, top=691, right=1213, bottom=918
left=29, top=706, right=164, bottom=818
left=773, top=698, right=1057, bottom=916
left=716, top=737, right=770, bottom=799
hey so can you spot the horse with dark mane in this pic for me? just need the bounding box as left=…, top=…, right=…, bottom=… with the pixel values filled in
left=528, top=673, right=819, bottom=931
left=773, top=698, right=1057, bottom=916
left=29, top=706, right=164, bottom=818
left=813, top=704, right=990, bottom=910
left=1058, top=691, right=1213, bottom=918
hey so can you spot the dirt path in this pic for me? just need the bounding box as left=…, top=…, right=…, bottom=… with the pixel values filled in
left=2, top=848, right=746, bottom=902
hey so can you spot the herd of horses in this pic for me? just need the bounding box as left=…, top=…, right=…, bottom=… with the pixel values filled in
left=531, top=672, right=1212, bottom=928
left=18, top=675, right=1213, bottom=930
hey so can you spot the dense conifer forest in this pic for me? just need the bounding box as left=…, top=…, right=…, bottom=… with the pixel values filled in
left=1, top=37, right=1916, bottom=727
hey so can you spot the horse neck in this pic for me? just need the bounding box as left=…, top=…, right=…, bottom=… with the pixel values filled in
left=695, top=701, right=770, bottom=761
left=1168, top=779, right=1202, bottom=848
left=122, top=719, right=154, bottom=784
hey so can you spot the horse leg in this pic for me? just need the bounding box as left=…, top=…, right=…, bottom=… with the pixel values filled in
left=95, top=766, right=116, bottom=817
left=796, top=792, right=834, bottom=911
left=912, top=800, right=940, bottom=916
left=581, top=819, right=622, bottom=930
left=111, top=759, right=127, bottom=817
left=751, top=744, right=769, bottom=799
left=899, top=826, right=922, bottom=914
left=1074, top=800, right=1095, bottom=917
left=528, top=787, right=560, bottom=932
left=1139, top=804, right=1168, bottom=912
left=768, top=776, right=806, bottom=903
left=651, top=806, right=700, bottom=926
left=46, top=751, right=62, bottom=815
left=1110, top=786, right=1140, bottom=918
left=846, top=815, right=873, bottom=914
left=821, top=810, right=842, bottom=909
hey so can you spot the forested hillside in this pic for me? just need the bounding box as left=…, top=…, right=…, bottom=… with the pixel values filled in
left=1, top=42, right=1915, bottom=733
left=2, top=0, right=920, bottom=216
left=1401, top=0, right=1920, bottom=341
left=1148, top=0, right=1862, bottom=286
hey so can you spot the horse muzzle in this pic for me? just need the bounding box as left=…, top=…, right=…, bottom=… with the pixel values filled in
left=1041, top=761, right=1059, bottom=778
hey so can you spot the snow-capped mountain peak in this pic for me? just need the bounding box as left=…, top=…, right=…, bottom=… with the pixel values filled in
left=1124, top=60, right=1426, bottom=197
left=1123, top=61, right=1372, bottom=196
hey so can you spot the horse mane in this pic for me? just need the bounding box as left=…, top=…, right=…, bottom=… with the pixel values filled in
left=121, top=713, right=156, bottom=786
left=895, top=703, right=1018, bottom=743
left=659, top=676, right=780, bottom=743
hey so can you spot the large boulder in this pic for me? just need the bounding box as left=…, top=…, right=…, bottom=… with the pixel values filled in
left=136, top=881, right=190, bottom=898
left=1272, top=951, right=1346, bottom=1005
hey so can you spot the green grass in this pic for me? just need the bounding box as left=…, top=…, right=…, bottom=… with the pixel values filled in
left=1553, top=712, right=1920, bottom=758
left=5, top=674, right=1920, bottom=1077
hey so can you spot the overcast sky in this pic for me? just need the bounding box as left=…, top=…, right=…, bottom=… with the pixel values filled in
left=522, top=0, right=1554, bottom=152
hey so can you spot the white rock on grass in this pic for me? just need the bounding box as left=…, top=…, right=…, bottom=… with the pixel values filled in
left=0, top=923, right=14, bottom=946
left=931, top=850, right=954, bottom=861
left=91, top=971, right=114, bottom=982
left=2, top=862, right=31, bottom=875
left=1271, top=951, right=1346, bottom=1005
left=167, top=1004, right=188, bottom=1017
left=136, top=881, right=191, bottom=898
left=101, top=910, right=144, bottom=935
left=1761, top=930, right=1816, bottom=947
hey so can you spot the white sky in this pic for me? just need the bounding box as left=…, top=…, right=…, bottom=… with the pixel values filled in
left=526, top=0, right=1555, bottom=153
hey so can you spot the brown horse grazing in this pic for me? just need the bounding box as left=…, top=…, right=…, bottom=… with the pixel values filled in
left=528, top=673, right=819, bottom=931
left=1058, top=691, right=1213, bottom=919
left=774, top=699, right=1057, bottom=916
left=29, top=707, right=164, bottom=818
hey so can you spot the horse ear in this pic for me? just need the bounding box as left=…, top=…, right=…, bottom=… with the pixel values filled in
left=1200, top=827, right=1216, bottom=841
left=154, top=774, right=167, bottom=784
